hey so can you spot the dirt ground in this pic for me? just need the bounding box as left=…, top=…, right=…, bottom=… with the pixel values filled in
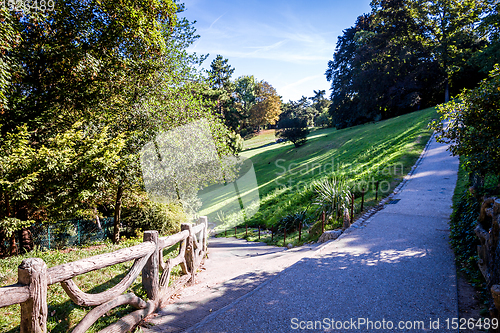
left=457, top=271, right=487, bottom=332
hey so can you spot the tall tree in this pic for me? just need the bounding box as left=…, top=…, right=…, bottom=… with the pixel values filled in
left=206, top=55, right=236, bottom=126
left=249, top=80, right=282, bottom=129
left=207, top=55, right=235, bottom=90
left=471, top=0, right=500, bottom=73
left=233, top=75, right=257, bottom=130
left=418, top=0, right=489, bottom=102
left=309, top=90, right=330, bottom=112
left=326, top=14, right=376, bottom=128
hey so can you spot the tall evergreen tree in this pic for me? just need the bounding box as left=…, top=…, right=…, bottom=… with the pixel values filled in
left=417, top=0, right=489, bottom=101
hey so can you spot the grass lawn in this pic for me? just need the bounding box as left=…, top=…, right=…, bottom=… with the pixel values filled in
left=200, top=107, right=438, bottom=243
left=0, top=237, right=182, bottom=333
left=242, top=129, right=276, bottom=151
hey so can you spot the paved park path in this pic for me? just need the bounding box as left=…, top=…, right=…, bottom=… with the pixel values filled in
left=144, top=135, right=459, bottom=332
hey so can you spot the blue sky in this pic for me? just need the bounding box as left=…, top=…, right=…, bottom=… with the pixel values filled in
left=182, top=0, right=373, bottom=102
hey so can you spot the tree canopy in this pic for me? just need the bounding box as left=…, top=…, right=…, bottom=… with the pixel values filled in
left=326, top=0, right=495, bottom=129
left=0, top=1, right=232, bottom=246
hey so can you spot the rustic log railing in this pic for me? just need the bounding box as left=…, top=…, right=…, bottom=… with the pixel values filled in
left=476, top=198, right=500, bottom=329
left=0, top=216, right=208, bottom=333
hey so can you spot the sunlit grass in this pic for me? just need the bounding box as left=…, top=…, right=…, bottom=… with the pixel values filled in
left=204, top=108, right=437, bottom=240
left=242, top=129, right=276, bottom=151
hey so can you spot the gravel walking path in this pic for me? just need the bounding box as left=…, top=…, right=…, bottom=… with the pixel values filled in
left=144, top=135, right=459, bottom=332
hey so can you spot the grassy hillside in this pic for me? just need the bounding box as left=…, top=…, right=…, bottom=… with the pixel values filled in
left=199, top=107, right=437, bottom=232
left=242, top=129, right=276, bottom=150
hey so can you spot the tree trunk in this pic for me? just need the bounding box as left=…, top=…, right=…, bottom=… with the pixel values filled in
left=94, top=207, right=102, bottom=230
left=444, top=78, right=450, bottom=103
left=0, top=229, right=6, bottom=257
left=10, top=233, right=17, bottom=256
left=113, top=184, right=124, bottom=244
left=20, top=228, right=33, bottom=253
left=5, top=194, right=17, bottom=256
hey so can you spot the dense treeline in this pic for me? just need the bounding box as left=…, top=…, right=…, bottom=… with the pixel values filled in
left=0, top=0, right=226, bottom=251
left=0, top=1, right=285, bottom=254
left=326, top=0, right=500, bottom=128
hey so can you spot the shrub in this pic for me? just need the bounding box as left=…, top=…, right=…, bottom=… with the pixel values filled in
left=276, top=117, right=310, bottom=147
left=432, top=65, right=500, bottom=178
left=314, top=112, right=331, bottom=128
left=227, top=131, right=244, bottom=154
left=276, top=210, right=310, bottom=233
left=122, top=200, right=187, bottom=236
left=313, top=177, right=352, bottom=223
left=450, top=187, right=482, bottom=282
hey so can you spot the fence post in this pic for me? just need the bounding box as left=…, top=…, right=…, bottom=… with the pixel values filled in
left=181, top=224, right=195, bottom=285
left=18, top=258, right=47, bottom=333
left=142, top=231, right=159, bottom=302
left=198, top=216, right=208, bottom=253
left=47, top=225, right=51, bottom=250
left=375, top=181, right=379, bottom=201
left=361, top=189, right=365, bottom=212
left=350, top=194, right=354, bottom=224
left=321, top=211, right=325, bottom=234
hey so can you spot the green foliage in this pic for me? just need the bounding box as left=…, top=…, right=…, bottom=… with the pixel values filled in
left=313, top=177, right=353, bottom=222
left=0, top=217, right=33, bottom=238
left=226, top=131, right=244, bottom=154
left=281, top=97, right=319, bottom=127
left=432, top=65, right=500, bottom=177
left=276, top=117, right=310, bottom=147
left=233, top=75, right=257, bottom=131
left=0, top=125, right=38, bottom=204
left=471, top=1, right=500, bottom=73
left=0, top=8, right=19, bottom=111
left=0, top=1, right=235, bottom=245
left=314, top=112, right=331, bottom=128
left=275, top=209, right=310, bottom=233
left=207, top=55, right=235, bottom=91
left=122, top=199, right=186, bottom=236
left=309, top=90, right=331, bottom=113
left=449, top=172, right=482, bottom=283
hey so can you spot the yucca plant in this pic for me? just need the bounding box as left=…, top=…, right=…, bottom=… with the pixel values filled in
left=275, top=204, right=312, bottom=233
left=313, top=176, right=353, bottom=223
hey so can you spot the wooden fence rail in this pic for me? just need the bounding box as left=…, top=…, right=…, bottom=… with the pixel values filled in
left=0, top=216, right=209, bottom=333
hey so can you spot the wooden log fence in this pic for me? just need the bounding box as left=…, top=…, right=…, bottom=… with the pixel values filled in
left=0, top=216, right=209, bottom=333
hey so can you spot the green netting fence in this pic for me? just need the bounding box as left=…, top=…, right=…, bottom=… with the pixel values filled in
left=27, top=217, right=114, bottom=251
